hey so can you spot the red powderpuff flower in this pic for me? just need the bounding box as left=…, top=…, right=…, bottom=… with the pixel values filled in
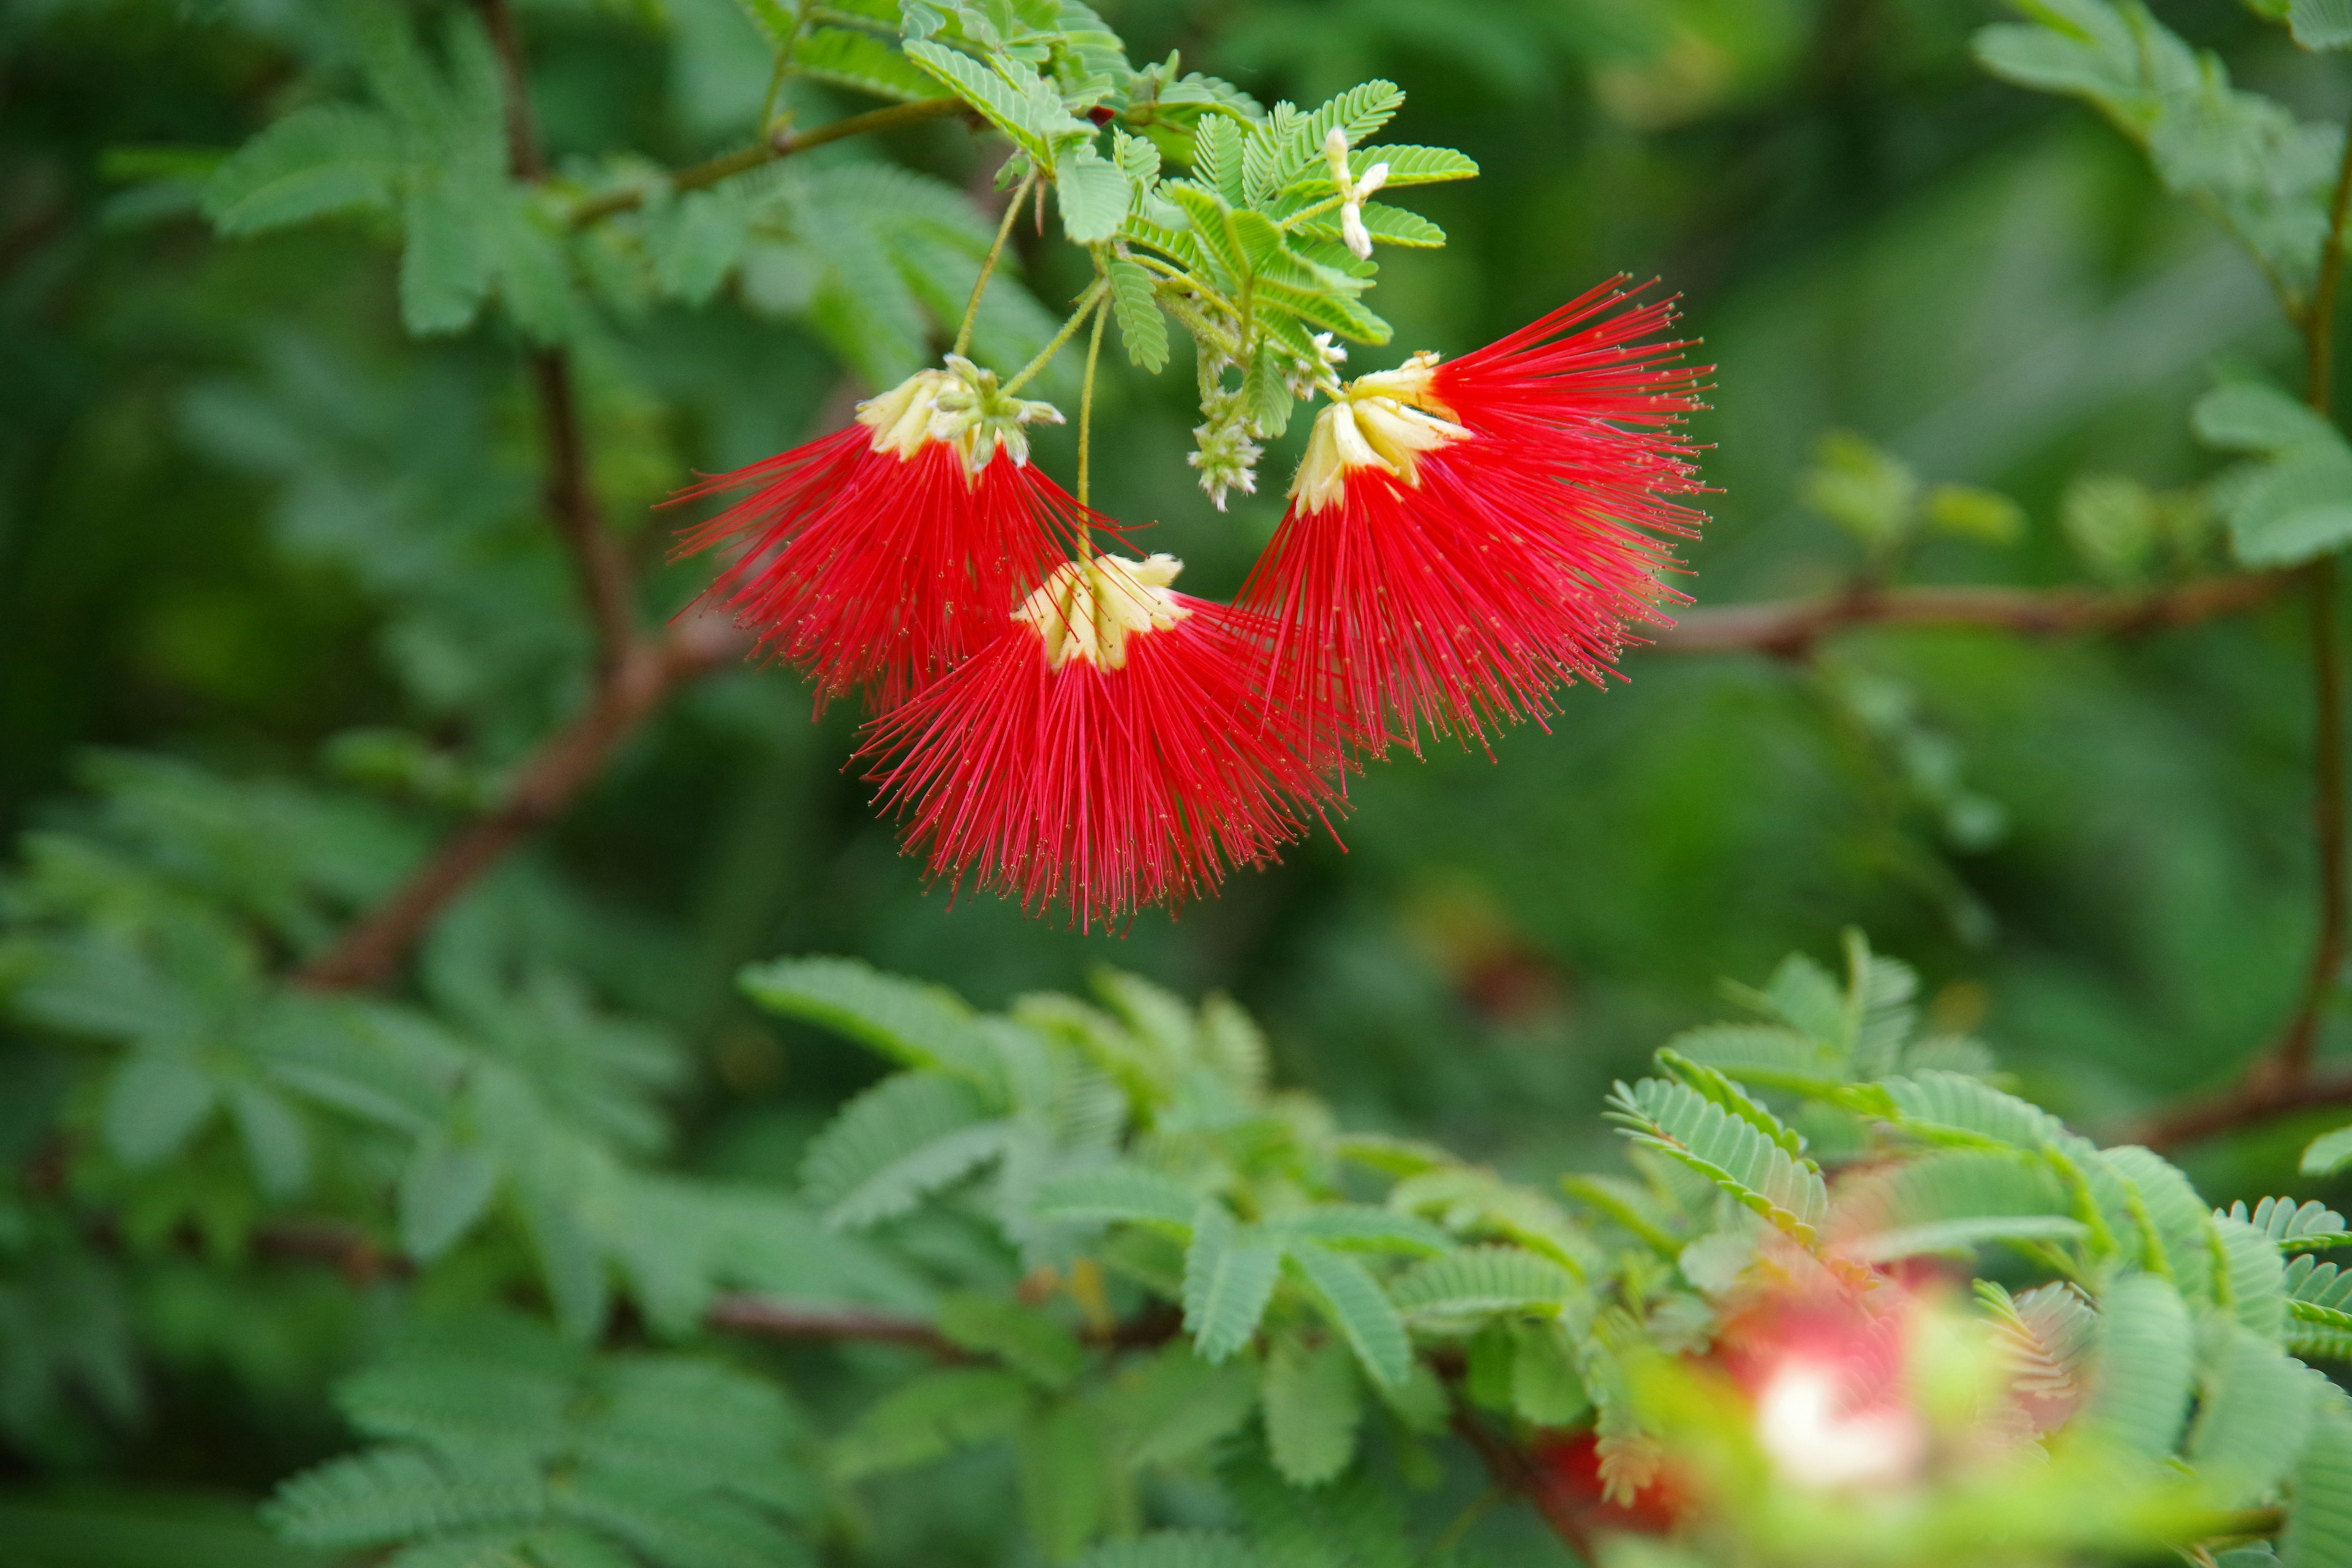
left=670, top=356, right=1108, bottom=713
left=1238, top=277, right=1708, bottom=756
left=859, top=552, right=1341, bottom=929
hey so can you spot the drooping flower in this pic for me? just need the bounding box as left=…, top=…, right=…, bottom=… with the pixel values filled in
left=1237, top=277, right=1708, bottom=756
left=670, top=356, right=1109, bottom=713
left=858, top=552, right=1340, bottom=929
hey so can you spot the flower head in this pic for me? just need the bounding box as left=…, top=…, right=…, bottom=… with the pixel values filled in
left=671, top=356, right=1106, bottom=713
left=859, top=552, right=1341, bottom=929
left=1238, top=278, right=1708, bottom=756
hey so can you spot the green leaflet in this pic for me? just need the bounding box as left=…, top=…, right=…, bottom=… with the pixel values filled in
left=1114, top=1344, right=1260, bottom=1468
left=1876, top=1069, right=2063, bottom=1151
left=1182, top=1202, right=1284, bottom=1363
left=1031, top=1162, right=1199, bottom=1229
left=101, top=1053, right=217, bottom=1167
left=1018, top=1399, right=1112, bottom=1562
left=2285, top=1406, right=2352, bottom=1568
left=1973, top=0, right=2338, bottom=303
left=1057, top=148, right=1131, bottom=244
left=266, top=1447, right=546, bottom=1548
left=740, top=956, right=1001, bottom=1088
left=1606, top=1077, right=1829, bottom=1243
left=790, top=26, right=941, bottom=103
left=1837, top=1147, right=2082, bottom=1262
left=2084, top=1273, right=2195, bottom=1458
left=1261, top=1333, right=1362, bottom=1487
left=2288, top=1254, right=2352, bottom=1332
left=1284, top=1242, right=1411, bottom=1389
left=936, top=1292, right=1088, bottom=1390
left=1268, top=1205, right=1452, bottom=1257
left=797, top=1071, right=1001, bottom=1229
left=831, top=1365, right=1034, bottom=1479
left=2230, top=1196, right=2352, bottom=1250
left=202, top=104, right=400, bottom=236
left=2188, top=1322, right=2316, bottom=1506
left=2104, top=1145, right=2217, bottom=1299
left=2308, top=1124, right=2352, bottom=1177
left=1660, top=1022, right=1843, bottom=1094
left=1107, top=258, right=1169, bottom=372
left=271, top=1314, right=813, bottom=1568
left=1075, top=1532, right=1259, bottom=1568
left=2214, top=1214, right=2290, bottom=1337
left=1386, top=1245, right=1575, bottom=1322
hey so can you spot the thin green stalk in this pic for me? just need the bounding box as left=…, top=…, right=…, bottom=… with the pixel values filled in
left=1078, top=281, right=1108, bottom=508
left=1001, top=279, right=1108, bottom=395
left=954, top=168, right=1037, bottom=358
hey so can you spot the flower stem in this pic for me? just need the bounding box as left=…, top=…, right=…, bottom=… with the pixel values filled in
left=955, top=167, right=1037, bottom=359
left=1002, top=279, right=1108, bottom=395
left=1079, top=275, right=1109, bottom=508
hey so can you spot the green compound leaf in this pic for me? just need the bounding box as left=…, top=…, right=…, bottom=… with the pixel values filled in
left=2285, top=1405, right=2352, bottom=1568
left=797, top=1072, right=1000, bottom=1229
left=2189, top=1322, right=2315, bottom=1506
left=1182, top=1203, right=1283, bottom=1363
left=266, top=1447, right=545, bottom=1548
left=831, top=1366, right=1032, bottom=1480
left=1285, top=1242, right=1411, bottom=1389
left=1261, top=1333, right=1362, bottom=1487
left=1386, top=1245, right=1575, bottom=1322
left=740, top=956, right=1000, bottom=1087
left=2230, top=1195, right=2352, bottom=1253
left=2308, top=1124, right=2352, bottom=1177
left=791, top=27, right=940, bottom=103
left=2084, top=1272, right=2195, bottom=1459
left=1606, top=1077, right=1829, bottom=1243
left=935, top=1293, right=1088, bottom=1390
left=203, top=104, right=399, bottom=236
left=1875, top=1069, right=2064, bottom=1151
left=1107, top=258, right=1169, bottom=372
left=1031, top=1163, right=1200, bottom=1229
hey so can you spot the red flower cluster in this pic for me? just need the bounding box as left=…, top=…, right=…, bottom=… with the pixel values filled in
left=1240, top=279, right=1707, bottom=755
left=673, top=282, right=1705, bottom=925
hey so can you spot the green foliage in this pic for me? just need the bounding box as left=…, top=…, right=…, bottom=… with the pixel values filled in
left=20, top=1, right=2352, bottom=1566
left=268, top=1314, right=813, bottom=1568
left=1975, top=0, right=2343, bottom=308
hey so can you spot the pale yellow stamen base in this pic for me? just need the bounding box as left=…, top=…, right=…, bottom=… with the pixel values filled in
left=1014, top=554, right=1189, bottom=671
left=1289, top=352, right=1471, bottom=513
left=853, top=356, right=1064, bottom=477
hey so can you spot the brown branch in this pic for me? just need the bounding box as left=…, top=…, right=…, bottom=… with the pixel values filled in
left=2125, top=1063, right=2352, bottom=1152
left=530, top=350, right=639, bottom=676
left=1651, top=572, right=2291, bottom=656
left=295, top=614, right=747, bottom=991
left=2141, top=129, right=2352, bottom=1129
left=569, top=96, right=972, bottom=228
left=474, top=0, right=545, bottom=181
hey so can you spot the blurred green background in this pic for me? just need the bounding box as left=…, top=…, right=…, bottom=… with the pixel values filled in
left=1, top=0, right=2342, bottom=1501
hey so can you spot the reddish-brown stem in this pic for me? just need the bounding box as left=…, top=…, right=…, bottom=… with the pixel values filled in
left=530, top=350, right=639, bottom=676
left=2125, top=1063, right=2352, bottom=1151
left=295, top=616, right=746, bottom=990
left=2143, top=124, right=2352, bottom=1135
left=474, top=0, right=546, bottom=181
left=1653, top=572, right=2288, bottom=655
